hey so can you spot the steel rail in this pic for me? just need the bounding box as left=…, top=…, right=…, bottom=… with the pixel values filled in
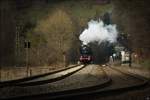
left=2, top=65, right=148, bottom=100
left=16, top=65, right=86, bottom=86
left=109, top=66, right=148, bottom=85
left=1, top=65, right=112, bottom=100
left=48, top=66, right=148, bottom=100
left=0, top=64, right=81, bottom=87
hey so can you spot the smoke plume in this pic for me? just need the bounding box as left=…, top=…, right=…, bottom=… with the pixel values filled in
left=79, top=19, right=118, bottom=45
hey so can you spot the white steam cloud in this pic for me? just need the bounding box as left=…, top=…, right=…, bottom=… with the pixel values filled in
left=79, top=19, right=118, bottom=45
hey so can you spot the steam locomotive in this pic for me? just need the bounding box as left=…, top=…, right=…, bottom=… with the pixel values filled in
left=79, top=45, right=93, bottom=64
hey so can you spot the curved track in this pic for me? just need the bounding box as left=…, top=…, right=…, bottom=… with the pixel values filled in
left=1, top=65, right=111, bottom=100
left=101, top=66, right=148, bottom=90
left=0, top=64, right=83, bottom=87
left=16, top=65, right=85, bottom=86
left=1, top=65, right=148, bottom=100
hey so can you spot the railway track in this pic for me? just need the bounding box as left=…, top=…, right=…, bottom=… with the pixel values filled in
left=0, top=64, right=84, bottom=87
left=1, top=65, right=111, bottom=100
left=16, top=65, right=85, bottom=86
left=101, top=66, right=148, bottom=90
left=1, top=65, right=148, bottom=100
left=109, top=66, right=148, bottom=83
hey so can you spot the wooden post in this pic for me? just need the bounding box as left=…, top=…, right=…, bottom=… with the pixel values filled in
left=25, top=41, right=30, bottom=77
left=63, top=51, right=66, bottom=67
left=26, top=47, right=29, bottom=77
left=129, top=50, right=132, bottom=67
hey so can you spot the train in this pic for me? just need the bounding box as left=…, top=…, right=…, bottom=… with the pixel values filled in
left=79, top=44, right=93, bottom=64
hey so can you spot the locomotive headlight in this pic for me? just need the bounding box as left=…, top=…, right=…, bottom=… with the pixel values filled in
left=88, top=56, right=90, bottom=60
left=80, top=56, right=83, bottom=60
